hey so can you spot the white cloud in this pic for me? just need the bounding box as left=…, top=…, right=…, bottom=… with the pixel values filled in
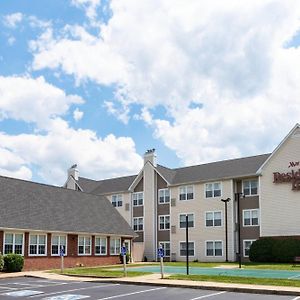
left=73, top=108, right=84, bottom=121
left=7, top=36, right=16, bottom=46
left=3, top=12, right=23, bottom=28
left=0, top=75, right=84, bottom=128
left=0, top=118, right=143, bottom=184
left=71, top=0, right=101, bottom=24
left=30, top=0, right=300, bottom=165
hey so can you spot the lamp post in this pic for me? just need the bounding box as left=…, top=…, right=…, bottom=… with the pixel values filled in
left=221, top=197, right=230, bottom=262
left=235, top=192, right=244, bottom=269
left=186, top=214, right=189, bottom=275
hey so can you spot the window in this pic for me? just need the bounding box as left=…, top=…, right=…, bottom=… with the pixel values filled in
left=158, top=189, right=170, bottom=204
left=179, top=241, right=195, bottom=256
left=29, top=234, right=46, bottom=256
left=52, top=235, right=67, bottom=256
left=95, top=237, right=107, bottom=255
left=110, top=237, right=121, bottom=255
left=78, top=236, right=91, bottom=255
left=112, top=194, right=123, bottom=207
left=159, top=242, right=170, bottom=257
left=205, top=211, right=222, bottom=227
left=206, top=241, right=223, bottom=257
left=205, top=182, right=221, bottom=198
left=179, top=213, right=194, bottom=228
left=133, top=217, right=144, bottom=231
left=244, top=240, right=256, bottom=257
left=243, top=179, right=258, bottom=196
left=179, top=186, right=194, bottom=200
left=4, top=233, right=23, bottom=255
left=159, top=215, right=170, bottom=230
left=132, top=192, right=143, bottom=206
left=243, top=209, right=259, bottom=226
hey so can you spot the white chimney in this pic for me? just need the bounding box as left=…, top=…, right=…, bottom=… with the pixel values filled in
left=68, top=164, right=79, bottom=181
left=144, top=149, right=157, bottom=167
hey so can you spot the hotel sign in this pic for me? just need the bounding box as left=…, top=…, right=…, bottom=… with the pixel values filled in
left=273, top=161, right=300, bottom=191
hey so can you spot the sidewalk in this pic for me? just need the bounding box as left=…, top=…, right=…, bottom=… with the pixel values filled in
left=1, top=271, right=300, bottom=296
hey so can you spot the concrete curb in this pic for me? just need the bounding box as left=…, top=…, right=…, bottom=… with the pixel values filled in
left=21, top=273, right=300, bottom=297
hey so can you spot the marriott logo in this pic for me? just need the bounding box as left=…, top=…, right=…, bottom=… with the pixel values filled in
left=288, top=161, right=300, bottom=168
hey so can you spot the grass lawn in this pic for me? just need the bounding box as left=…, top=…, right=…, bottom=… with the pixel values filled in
left=53, top=265, right=151, bottom=278
left=169, top=274, right=300, bottom=287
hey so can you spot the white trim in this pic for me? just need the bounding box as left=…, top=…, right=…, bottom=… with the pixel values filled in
left=242, top=209, right=260, bottom=227
left=204, top=211, right=223, bottom=227
left=243, top=239, right=256, bottom=257
left=205, top=240, right=223, bottom=257
left=3, top=232, right=25, bottom=256
left=28, top=233, right=47, bottom=257
left=110, top=237, right=121, bottom=256
left=133, top=217, right=144, bottom=232
left=51, top=234, right=68, bottom=256
left=179, top=240, right=195, bottom=257
left=111, top=194, right=123, bottom=207
left=257, top=123, right=300, bottom=174
left=242, top=178, right=259, bottom=197
left=178, top=185, right=195, bottom=201
left=158, top=214, right=170, bottom=231
left=95, top=236, right=107, bottom=256
left=178, top=212, right=195, bottom=229
left=132, top=191, right=144, bottom=207
left=78, top=235, right=92, bottom=256
left=158, top=188, right=170, bottom=204
left=204, top=181, right=222, bottom=199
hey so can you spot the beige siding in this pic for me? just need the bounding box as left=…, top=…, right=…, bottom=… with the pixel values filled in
left=107, top=193, right=132, bottom=225
left=260, top=131, right=300, bottom=237
left=170, top=180, right=235, bottom=262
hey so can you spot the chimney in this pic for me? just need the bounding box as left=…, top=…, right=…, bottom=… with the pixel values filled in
left=144, top=149, right=157, bottom=167
left=68, top=164, right=79, bottom=181
left=66, top=164, right=79, bottom=190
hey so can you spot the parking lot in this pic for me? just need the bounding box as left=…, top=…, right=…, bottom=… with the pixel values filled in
left=0, top=277, right=299, bottom=300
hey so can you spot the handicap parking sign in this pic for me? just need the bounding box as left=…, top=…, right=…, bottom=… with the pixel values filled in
left=121, top=246, right=127, bottom=256
left=157, top=247, right=164, bottom=258
left=60, top=246, right=64, bottom=257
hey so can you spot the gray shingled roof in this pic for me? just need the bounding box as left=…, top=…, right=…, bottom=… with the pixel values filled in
left=76, top=153, right=270, bottom=194
left=0, top=176, right=135, bottom=237
left=169, top=153, right=271, bottom=185
left=78, top=175, right=137, bottom=195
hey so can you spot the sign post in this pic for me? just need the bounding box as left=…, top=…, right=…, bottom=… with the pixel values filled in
left=60, top=246, right=64, bottom=273
left=158, top=245, right=164, bottom=279
left=121, top=245, right=127, bottom=277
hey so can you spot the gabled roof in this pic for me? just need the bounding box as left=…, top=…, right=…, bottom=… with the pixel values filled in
left=76, top=153, right=270, bottom=195
left=257, top=123, right=300, bottom=174
left=0, top=175, right=135, bottom=237
left=78, top=175, right=137, bottom=195
left=170, top=153, right=271, bottom=185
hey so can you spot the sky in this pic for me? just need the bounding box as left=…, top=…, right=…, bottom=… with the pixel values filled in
left=0, top=0, right=300, bottom=186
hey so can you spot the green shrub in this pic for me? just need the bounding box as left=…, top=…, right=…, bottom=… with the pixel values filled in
left=272, top=239, right=300, bottom=263
left=249, top=238, right=276, bottom=262
left=250, top=238, right=300, bottom=263
left=0, top=253, right=4, bottom=271
left=4, top=254, right=24, bottom=272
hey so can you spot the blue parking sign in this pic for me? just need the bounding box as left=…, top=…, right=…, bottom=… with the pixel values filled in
left=157, top=247, right=164, bottom=258
left=121, top=246, right=127, bottom=256
left=60, top=246, right=64, bottom=257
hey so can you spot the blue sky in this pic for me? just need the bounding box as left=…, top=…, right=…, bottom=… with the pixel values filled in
left=0, top=0, right=300, bottom=185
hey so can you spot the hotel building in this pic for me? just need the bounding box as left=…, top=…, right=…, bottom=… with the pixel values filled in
left=66, top=124, right=300, bottom=263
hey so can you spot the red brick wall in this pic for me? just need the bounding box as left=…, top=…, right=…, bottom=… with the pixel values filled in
left=24, top=255, right=120, bottom=271
left=0, top=231, right=129, bottom=271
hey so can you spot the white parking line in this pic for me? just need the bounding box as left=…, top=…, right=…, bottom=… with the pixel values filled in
left=291, top=297, right=300, bottom=300
left=96, top=287, right=166, bottom=300
left=29, top=283, right=120, bottom=298
left=189, top=291, right=227, bottom=300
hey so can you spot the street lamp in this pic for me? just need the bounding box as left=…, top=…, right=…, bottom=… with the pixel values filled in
left=221, top=197, right=231, bottom=262
left=235, top=192, right=244, bottom=269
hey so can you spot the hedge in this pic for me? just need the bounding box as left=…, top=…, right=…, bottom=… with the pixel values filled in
left=249, top=238, right=300, bottom=263
left=3, top=254, right=24, bottom=272
left=0, top=253, right=4, bottom=271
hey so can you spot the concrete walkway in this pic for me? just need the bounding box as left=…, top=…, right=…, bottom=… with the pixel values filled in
left=1, top=270, right=300, bottom=296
